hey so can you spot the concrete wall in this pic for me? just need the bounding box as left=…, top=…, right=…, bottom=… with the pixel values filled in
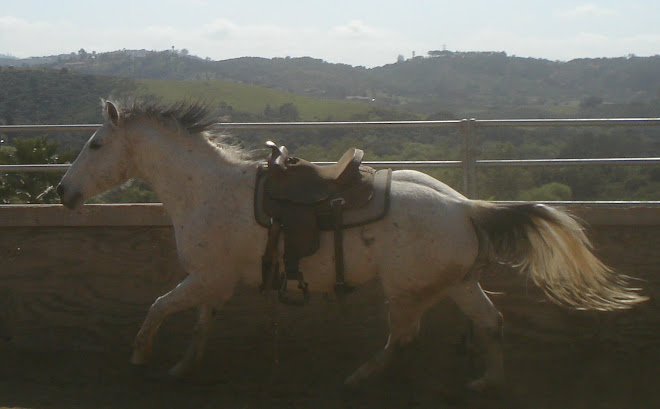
left=0, top=204, right=658, bottom=407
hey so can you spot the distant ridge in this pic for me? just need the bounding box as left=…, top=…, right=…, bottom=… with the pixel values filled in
left=2, top=48, right=659, bottom=117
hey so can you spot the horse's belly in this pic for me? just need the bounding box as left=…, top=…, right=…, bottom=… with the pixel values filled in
left=297, top=226, right=380, bottom=292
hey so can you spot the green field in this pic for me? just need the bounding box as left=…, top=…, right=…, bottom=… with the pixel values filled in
left=137, top=79, right=374, bottom=121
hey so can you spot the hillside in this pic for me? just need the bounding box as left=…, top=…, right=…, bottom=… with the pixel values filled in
left=0, top=66, right=402, bottom=139
left=7, top=49, right=660, bottom=118
left=0, top=66, right=135, bottom=125
left=370, top=52, right=660, bottom=116
left=0, top=65, right=389, bottom=124
left=136, top=78, right=377, bottom=121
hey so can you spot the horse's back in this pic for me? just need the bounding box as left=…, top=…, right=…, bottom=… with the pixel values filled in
left=389, top=169, right=477, bottom=256
left=392, top=169, right=468, bottom=200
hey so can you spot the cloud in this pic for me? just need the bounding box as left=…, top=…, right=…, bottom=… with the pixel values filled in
left=0, top=16, right=78, bottom=57
left=176, top=18, right=410, bottom=66
left=16, top=13, right=652, bottom=68
left=332, top=20, right=388, bottom=40
left=201, top=18, right=297, bottom=44
left=163, top=0, right=209, bottom=6
left=0, top=16, right=52, bottom=36
left=557, top=4, right=618, bottom=19
left=203, top=18, right=238, bottom=40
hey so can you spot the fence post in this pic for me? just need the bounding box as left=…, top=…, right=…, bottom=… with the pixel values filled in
left=461, top=118, right=477, bottom=198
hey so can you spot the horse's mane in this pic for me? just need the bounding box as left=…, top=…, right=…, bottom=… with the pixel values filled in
left=106, top=98, right=217, bottom=135
left=106, top=97, right=257, bottom=164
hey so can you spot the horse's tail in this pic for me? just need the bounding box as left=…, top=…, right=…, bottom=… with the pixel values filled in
left=468, top=201, right=648, bottom=311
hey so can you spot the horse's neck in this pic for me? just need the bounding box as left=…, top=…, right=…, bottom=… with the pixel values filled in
left=132, top=128, right=255, bottom=222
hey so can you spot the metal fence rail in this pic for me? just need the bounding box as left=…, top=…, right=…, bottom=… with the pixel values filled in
left=2, top=117, right=660, bottom=200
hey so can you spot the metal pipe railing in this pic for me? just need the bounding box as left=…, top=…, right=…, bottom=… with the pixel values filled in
left=476, top=158, right=660, bottom=167
left=0, top=164, right=71, bottom=172
left=0, top=124, right=100, bottom=133
left=0, top=117, right=656, bottom=133
left=5, top=117, right=659, bottom=132
left=2, top=118, right=660, bottom=201
left=475, top=118, right=660, bottom=128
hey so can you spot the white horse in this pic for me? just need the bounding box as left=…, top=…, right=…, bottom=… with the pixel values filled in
left=56, top=99, right=646, bottom=391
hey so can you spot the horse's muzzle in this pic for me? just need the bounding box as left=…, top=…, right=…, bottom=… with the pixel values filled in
left=56, top=184, right=84, bottom=210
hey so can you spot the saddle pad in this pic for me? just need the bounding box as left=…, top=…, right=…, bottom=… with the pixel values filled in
left=254, top=165, right=392, bottom=230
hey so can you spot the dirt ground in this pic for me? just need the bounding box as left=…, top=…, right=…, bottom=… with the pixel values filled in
left=0, top=285, right=658, bottom=409
left=0, top=223, right=658, bottom=409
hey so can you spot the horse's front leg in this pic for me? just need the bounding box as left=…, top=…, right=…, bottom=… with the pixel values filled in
left=168, top=305, right=215, bottom=378
left=130, top=275, right=210, bottom=366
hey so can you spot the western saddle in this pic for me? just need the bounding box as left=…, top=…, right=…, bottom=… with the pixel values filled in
left=254, top=141, right=392, bottom=304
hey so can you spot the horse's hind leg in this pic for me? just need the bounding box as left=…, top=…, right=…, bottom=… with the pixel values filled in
left=345, top=296, right=426, bottom=387
left=168, top=305, right=214, bottom=378
left=447, top=280, right=504, bottom=391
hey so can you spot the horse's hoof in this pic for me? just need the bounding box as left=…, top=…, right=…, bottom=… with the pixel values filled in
left=168, top=361, right=192, bottom=379
left=467, top=379, right=488, bottom=393
left=130, top=349, right=149, bottom=366
left=343, top=374, right=359, bottom=389
left=344, top=371, right=367, bottom=391
left=467, top=377, right=504, bottom=394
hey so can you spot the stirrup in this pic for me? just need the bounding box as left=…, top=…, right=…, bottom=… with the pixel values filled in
left=278, top=271, right=310, bottom=306
left=334, top=281, right=355, bottom=299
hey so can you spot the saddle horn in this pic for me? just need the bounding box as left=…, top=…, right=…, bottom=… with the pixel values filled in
left=266, top=140, right=289, bottom=172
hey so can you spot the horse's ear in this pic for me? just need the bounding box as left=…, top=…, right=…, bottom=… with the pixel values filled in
left=105, top=101, right=123, bottom=127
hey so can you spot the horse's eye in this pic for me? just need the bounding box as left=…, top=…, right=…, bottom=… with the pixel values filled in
left=89, top=140, right=102, bottom=151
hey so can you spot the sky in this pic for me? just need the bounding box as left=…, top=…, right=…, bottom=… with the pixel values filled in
left=1, top=1, right=659, bottom=67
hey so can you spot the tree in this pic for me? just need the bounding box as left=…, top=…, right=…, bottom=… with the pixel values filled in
left=264, top=104, right=274, bottom=118
left=88, top=179, right=159, bottom=204
left=519, top=182, right=572, bottom=201
left=580, top=95, right=603, bottom=109
left=0, top=137, right=74, bottom=204
left=278, top=103, right=299, bottom=121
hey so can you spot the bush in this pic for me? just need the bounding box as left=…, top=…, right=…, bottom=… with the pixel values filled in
left=518, top=182, right=572, bottom=201
left=0, top=137, right=74, bottom=204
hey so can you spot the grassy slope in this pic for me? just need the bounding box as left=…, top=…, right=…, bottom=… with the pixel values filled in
left=137, top=79, right=374, bottom=121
